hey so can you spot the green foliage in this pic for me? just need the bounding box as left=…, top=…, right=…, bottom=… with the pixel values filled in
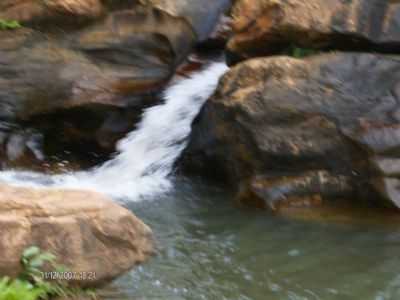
left=0, top=278, right=47, bottom=300
left=19, top=246, right=67, bottom=299
left=288, top=46, right=318, bottom=58
left=0, top=246, right=97, bottom=300
left=0, top=19, right=21, bottom=30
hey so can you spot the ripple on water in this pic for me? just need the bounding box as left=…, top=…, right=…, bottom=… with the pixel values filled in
left=96, top=180, right=400, bottom=300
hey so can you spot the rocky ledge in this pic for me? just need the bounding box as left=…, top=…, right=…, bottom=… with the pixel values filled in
left=0, top=0, right=231, bottom=170
left=179, top=0, right=400, bottom=213
left=0, top=184, right=153, bottom=287
left=227, top=0, right=400, bottom=64
left=181, top=52, right=400, bottom=211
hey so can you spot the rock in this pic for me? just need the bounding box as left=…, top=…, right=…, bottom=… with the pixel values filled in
left=372, top=177, right=400, bottom=208
left=227, top=0, right=400, bottom=64
left=371, top=157, right=400, bottom=177
left=143, top=0, right=232, bottom=41
left=0, top=0, right=104, bottom=26
left=0, top=5, right=196, bottom=167
left=179, top=53, right=400, bottom=210
left=0, top=184, right=153, bottom=287
left=0, top=0, right=234, bottom=168
left=273, top=201, right=400, bottom=226
left=237, top=171, right=353, bottom=210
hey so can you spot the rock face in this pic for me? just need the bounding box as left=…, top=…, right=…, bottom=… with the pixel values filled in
left=180, top=53, right=400, bottom=210
left=3, top=8, right=193, bottom=119
left=227, top=0, right=400, bottom=64
left=0, top=7, right=194, bottom=168
left=0, top=184, right=153, bottom=287
left=0, top=0, right=232, bottom=169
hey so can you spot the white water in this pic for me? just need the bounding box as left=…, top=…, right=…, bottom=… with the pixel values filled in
left=0, top=63, right=228, bottom=201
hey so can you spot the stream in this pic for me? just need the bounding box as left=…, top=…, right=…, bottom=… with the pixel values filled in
left=1, top=63, right=400, bottom=300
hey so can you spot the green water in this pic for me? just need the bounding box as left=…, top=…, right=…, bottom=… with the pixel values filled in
left=100, top=179, right=400, bottom=300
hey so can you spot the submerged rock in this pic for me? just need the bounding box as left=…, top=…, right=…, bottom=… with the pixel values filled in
left=227, top=0, right=400, bottom=64
left=180, top=53, right=400, bottom=210
left=0, top=184, right=153, bottom=287
left=237, top=171, right=353, bottom=211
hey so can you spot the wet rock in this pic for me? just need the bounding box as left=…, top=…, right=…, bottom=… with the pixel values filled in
left=0, top=184, right=154, bottom=287
left=227, top=0, right=400, bottom=64
left=0, top=5, right=196, bottom=167
left=5, top=129, right=43, bottom=162
left=371, top=157, right=400, bottom=177
left=0, top=121, right=46, bottom=170
left=180, top=53, right=400, bottom=210
left=237, top=171, right=353, bottom=211
left=275, top=202, right=400, bottom=226
left=0, top=0, right=233, bottom=168
left=372, top=177, right=400, bottom=208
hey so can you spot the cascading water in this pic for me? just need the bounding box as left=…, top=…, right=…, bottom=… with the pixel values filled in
left=0, top=62, right=398, bottom=300
left=0, top=63, right=228, bottom=201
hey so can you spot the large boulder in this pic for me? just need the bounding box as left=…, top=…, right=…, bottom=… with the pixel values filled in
left=0, top=6, right=196, bottom=168
left=0, top=184, right=153, bottom=287
left=179, top=53, right=400, bottom=211
left=227, top=0, right=400, bottom=64
left=0, top=0, right=232, bottom=169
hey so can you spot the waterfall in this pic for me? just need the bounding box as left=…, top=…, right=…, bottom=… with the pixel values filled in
left=0, top=63, right=228, bottom=201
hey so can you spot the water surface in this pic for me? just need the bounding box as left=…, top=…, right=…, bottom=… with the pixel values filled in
left=101, top=179, right=400, bottom=300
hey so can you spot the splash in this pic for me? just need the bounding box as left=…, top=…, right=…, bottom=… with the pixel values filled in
left=0, top=63, right=228, bottom=201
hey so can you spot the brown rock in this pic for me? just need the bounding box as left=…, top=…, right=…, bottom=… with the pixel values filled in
left=0, top=0, right=104, bottom=25
left=0, top=6, right=196, bottom=167
left=0, top=184, right=154, bottom=287
left=237, top=171, right=353, bottom=211
left=179, top=53, right=400, bottom=210
left=0, top=0, right=233, bottom=168
left=227, top=0, right=400, bottom=64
